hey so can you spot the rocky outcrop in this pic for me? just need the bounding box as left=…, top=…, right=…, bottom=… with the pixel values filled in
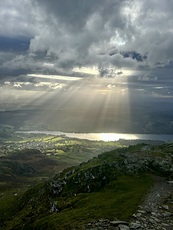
left=49, top=144, right=173, bottom=228
left=50, top=163, right=118, bottom=197
left=50, top=146, right=173, bottom=199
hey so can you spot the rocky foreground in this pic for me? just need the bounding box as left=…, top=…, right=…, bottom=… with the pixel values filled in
left=85, top=178, right=173, bottom=230
left=50, top=144, right=173, bottom=229
left=84, top=143, right=173, bottom=230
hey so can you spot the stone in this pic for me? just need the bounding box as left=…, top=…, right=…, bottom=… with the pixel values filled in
left=151, top=212, right=157, bottom=216
left=161, top=223, right=170, bottom=227
left=118, top=224, right=130, bottom=230
left=137, top=210, right=146, bottom=214
left=98, top=219, right=109, bottom=223
left=136, top=213, right=142, bottom=218
left=161, top=205, right=169, bottom=210
left=110, top=221, right=129, bottom=226
left=162, top=211, right=173, bottom=217
left=149, top=218, right=156, bottom=224
left=129, top=222, right=142, bottom=229
left=152, top=217, right=160, bottom=223
left=140, top=217, right=146, bottom=222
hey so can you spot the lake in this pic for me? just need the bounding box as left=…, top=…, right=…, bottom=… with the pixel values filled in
left=16, top=131, right=173, bottom=142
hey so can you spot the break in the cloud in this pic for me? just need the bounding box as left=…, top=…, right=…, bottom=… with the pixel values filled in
left=0, top=0, right=173, bottom=79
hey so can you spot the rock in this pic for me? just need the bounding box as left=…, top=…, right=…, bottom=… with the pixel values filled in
left=129, top=222, right=142, bottom=229
left=136, top=213, right=142, bottom=218
left=98, top=219, right=105, bottom=222
left=140, top=217, right=146, bottom=222
left=149, top=218, right=156, bottom=224
left=137, top=210, right=146, bottom=214
left=152, top=217, right=160, bottom=223
left=118, top=224, right=130, bottom=230
left=110, top=221, right=129, bottom=226
left=151, top=212, right=157, bottom=216
left=161, top=223, right=170, bottom=227
left=50, top=201, right=59, bottom=212
left=162, top=211, right=173, bottom=217
left=161, top=204, right=169, bottom=210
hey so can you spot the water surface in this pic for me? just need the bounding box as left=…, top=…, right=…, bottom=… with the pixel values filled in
left=17, top=131, right=173, bottom=142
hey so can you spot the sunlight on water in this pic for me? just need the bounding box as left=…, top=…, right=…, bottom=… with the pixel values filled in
left=17, top=131, right=142, bottom=142
left=16, top=130, right=173, bottom=141
left=100, top=133, right=138, bottom=141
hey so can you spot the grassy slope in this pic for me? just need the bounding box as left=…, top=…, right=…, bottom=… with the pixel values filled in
left=1, top=142, right=173, bottom=229
left=1, top=174, right=152, bottom=230
left=33, top=174, right=152, bottom=230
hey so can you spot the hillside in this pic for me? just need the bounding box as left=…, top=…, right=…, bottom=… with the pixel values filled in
left=0, top=133, right=125, bottom=190
left=0, top=149, right=71, bottom=191
left=0, top=143, right=173, bottom=229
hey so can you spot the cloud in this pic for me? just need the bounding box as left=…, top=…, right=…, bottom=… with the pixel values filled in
left=122, top=0, right=173, bottom=68
left=138, top=74, right=158, bottom=82
left=0, top=0, right=173, bottom=80
left=27, top=74, right=82, bottom=81
left=0, top=0, right=39, bottom=37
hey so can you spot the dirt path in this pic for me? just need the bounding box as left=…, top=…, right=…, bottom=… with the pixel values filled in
left=130, top=176, right=173, bottom=229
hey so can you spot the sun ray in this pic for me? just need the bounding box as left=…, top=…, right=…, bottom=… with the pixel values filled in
left=3, top=70, right=133, bottom=133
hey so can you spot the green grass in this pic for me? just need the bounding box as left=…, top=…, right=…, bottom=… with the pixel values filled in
left=0, top=189, right=28, bottom=229
left=1, top=173, right=153, bottom=230
left=54, top=150, right=65, bottom=154
left=34, top=174, right=152, bottom=229
left=50, top=137, right=64, bottom=142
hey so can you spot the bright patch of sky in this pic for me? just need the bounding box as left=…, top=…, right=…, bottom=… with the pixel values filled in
left=2, top=80, right=65, bottom=91
left=72, top=66, right=99, bottom=75
left=27, top=74, right=82, bottom=81
left=34, top=82, right=65, bottom=89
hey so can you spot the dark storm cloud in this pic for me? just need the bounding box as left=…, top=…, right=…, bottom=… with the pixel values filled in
left=34, top=0, right=128, bottom=32
left=35, top=0, right=102, bottom=30
left=29, top=0, right=130, bottom=70
left=0, top=0, right=38, bottom=37
left=0, top=0, right=173, bottom=79
left=0, top=36, right=30, bottom=53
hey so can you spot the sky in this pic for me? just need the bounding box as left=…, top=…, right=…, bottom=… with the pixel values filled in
left=0, top=0, right=173, bottom=133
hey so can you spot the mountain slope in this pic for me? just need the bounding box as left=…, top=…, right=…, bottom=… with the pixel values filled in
left=1, top=143, right=173, bottom=229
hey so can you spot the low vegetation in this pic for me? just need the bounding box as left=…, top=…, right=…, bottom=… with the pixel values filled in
left=0, top=142, right=173, bottom=229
